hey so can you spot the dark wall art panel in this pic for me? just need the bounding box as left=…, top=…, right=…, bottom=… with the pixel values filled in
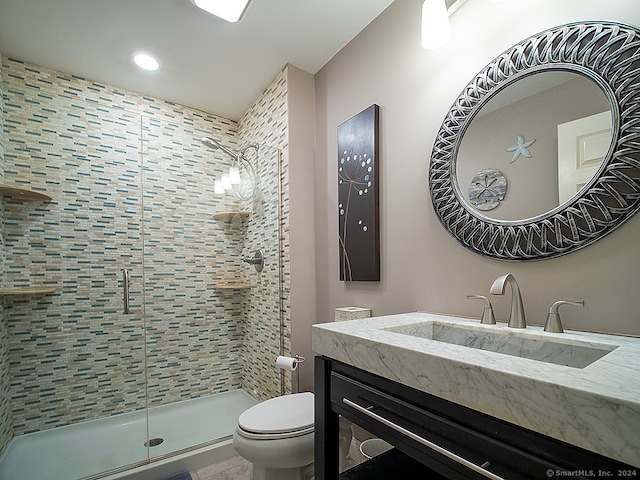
left=338, top=104, right=380, bottom=281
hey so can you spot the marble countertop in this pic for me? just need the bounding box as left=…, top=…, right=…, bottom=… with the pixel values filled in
left=312, top=312, right=640, bottom=467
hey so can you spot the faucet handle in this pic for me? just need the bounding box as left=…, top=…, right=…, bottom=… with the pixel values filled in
left=467, top=295, right=496, bottom=325
left=544, top=300, right=584, bottom=333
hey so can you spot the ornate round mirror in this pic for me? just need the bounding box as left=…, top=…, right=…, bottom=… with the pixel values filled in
left=429, top=21, right=640, bottom=260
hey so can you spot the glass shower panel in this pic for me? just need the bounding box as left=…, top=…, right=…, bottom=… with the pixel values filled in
left=141, top=116, right=282, bottom=456
left=141, top=118, right=244, bottom=456
left=239, top=144, right=282, bottom=402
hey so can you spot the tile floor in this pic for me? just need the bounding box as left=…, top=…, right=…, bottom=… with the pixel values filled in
left=189, top=435, right=372, bottom=479
left=191, top=456, right=251, bottom=480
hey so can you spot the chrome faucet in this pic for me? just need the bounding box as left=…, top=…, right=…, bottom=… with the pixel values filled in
left=490, top=273, right=526, bottom=328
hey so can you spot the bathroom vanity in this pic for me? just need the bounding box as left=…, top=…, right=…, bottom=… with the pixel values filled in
left=312, top=313, right=640, bottom=479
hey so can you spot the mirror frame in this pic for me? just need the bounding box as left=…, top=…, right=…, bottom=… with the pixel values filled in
left=429, top=21, right=640, bottom=261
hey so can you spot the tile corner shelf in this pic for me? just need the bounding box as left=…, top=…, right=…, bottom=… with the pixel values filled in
left=213, top=211, right=249, bottom=220
left=0, top=286, right=56, bottom=296
left=213, top=212, right=250, bottom=288
left=1, top=184, right=55, bottom=296
left=213, top=282, right=251, bottom=290
left=0, top=184, right=52, bottom=201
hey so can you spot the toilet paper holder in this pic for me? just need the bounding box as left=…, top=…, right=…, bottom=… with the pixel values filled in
left=276, top=354, right=305, bottom=371
left=293, top=355, right=305, bottom=394
left=276, top=354, right=306, bottom=393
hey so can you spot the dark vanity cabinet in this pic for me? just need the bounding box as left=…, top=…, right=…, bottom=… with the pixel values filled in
left=315, top=356, right=635, bottom=480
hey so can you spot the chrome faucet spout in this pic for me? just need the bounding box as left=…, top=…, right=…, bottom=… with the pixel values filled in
left=490, top=273, right=526, bottom=328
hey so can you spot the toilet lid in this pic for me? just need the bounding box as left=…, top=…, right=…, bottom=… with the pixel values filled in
left=238, top=392, right=314, bottom=434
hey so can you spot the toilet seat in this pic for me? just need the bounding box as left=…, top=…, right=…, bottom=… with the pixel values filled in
left=237, top=424, right=314, bottom=440
left=237, top=392, right=314, bottom=440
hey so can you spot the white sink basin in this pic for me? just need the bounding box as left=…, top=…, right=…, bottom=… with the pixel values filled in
left=384, top=320, right=619, bottom=368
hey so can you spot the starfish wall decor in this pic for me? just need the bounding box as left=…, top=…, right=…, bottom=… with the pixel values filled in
left=506, top=135, right=535, bottom=163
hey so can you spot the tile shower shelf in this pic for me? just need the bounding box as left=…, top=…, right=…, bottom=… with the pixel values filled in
left=0, top=184, right=52, bottom=201
left=213, top=282, right=251, bottom=289
left=0, top=286, right=56, bottom=296
left=1, top=185, right=55, bottom=297
left=213, top=211, right=249, bottom=220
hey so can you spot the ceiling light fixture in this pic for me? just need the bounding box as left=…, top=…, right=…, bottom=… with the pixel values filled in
left=190, top=0, right=252, bottom=22
left=421, top=0, right=451, bottom=50
left=132, top=52, right=160, bottom=71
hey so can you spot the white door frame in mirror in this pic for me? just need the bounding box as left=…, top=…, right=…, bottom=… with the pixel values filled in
left=429, top=21, right=640, bottom=261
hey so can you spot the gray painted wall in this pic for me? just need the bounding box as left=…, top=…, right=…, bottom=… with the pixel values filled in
left=313, top=0, right=640, bottom=350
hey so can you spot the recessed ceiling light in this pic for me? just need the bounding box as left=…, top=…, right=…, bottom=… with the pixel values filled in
left=132, top=52, right=160, bottom=71
left=190, top=0, right=252, bottom=22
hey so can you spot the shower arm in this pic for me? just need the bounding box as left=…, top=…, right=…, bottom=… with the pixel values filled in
left=217, top=143, right=238, bottom=160
left=200, top=137, right=257, bottom=166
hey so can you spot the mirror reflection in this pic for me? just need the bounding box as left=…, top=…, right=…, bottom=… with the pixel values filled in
left=456, top=71, right=612, bottom=221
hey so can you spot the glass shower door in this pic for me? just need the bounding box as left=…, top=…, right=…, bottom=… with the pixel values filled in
left=51, top=112, right=150, bottom=476
left=0, top=106, right=150, bottom=479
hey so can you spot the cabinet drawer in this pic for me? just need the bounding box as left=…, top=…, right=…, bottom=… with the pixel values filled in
left=332, top=370, right=560, bottom=479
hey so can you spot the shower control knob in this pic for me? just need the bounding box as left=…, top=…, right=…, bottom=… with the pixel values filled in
left=243, top=249, right=264, bottom=273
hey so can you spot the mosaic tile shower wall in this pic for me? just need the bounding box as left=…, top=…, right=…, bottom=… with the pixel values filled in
left=0, top=56, right=283, bottom=436
left=238, top=66, right=291, bottom=398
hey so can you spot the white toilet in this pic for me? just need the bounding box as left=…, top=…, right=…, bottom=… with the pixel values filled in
left=233, top=392, right=315, bottom=480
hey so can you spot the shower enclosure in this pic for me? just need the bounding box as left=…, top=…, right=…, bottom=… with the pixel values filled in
left=0, top=58, right=283, bottom=480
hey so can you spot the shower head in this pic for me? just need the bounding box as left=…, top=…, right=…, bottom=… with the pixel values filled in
left=200, top=136, right=219, bottom=150
left=200, top=137, right=238, bottom=160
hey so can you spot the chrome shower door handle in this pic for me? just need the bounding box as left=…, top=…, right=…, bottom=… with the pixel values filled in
left=122, top=268, right=130, bottom=314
